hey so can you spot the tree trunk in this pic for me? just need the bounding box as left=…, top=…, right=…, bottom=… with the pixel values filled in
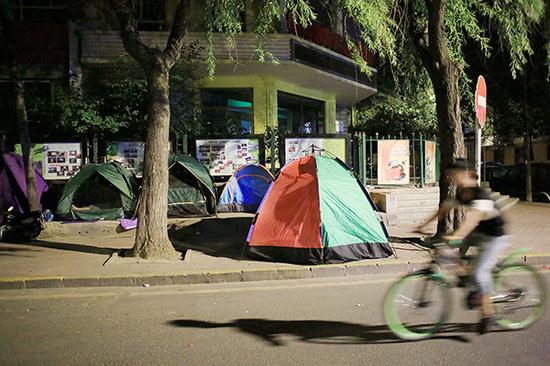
left=131, top=66, right=179, bottom=259
left=111, top=0, right=189, bottom=259
left=413, top=0, right=466, bottom=234
left=523, top=76, right=533, bottom=202
left=1, top=9, right=39, bottom=213
left=525, top=134, right=533, bottom=202
left=14, top=77, right=39, bottom=213
left=92, top=132, right=99, bottom=163
left=432, top=69, right=465, bottom=233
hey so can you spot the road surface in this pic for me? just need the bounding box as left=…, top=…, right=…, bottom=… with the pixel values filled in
left=0, top=272, right=548, bottom=365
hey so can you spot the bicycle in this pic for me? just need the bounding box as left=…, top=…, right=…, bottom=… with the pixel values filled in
left=383, top=237, right=547, bottom=340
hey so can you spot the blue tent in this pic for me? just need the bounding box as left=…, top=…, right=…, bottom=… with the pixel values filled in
left=218, top=164, right=274, bottom=213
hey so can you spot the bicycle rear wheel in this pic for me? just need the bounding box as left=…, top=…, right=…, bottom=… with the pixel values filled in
left=384, top=270, right=450, bottom=340
left=493, top=264, right=547, bottom=330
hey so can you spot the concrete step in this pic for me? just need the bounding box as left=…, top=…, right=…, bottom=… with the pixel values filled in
left=500, top=197, right=519, bottom=212
left=490, top=192, right=500, bottom=200
left=495, top=195, right=510, bottom=207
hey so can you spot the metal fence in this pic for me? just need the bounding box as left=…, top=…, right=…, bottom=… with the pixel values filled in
left=355, top=132, right=440, bottom=187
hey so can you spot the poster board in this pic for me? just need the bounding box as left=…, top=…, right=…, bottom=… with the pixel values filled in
left=424, top=141, right=437, bottom=184
left=284, top=136, right=348, bottom=163
left=106, top=141, right=145, bottom=177
left=42, top=143, right=82, bottom=180
left=196, top=138, right=260, bottom=176
left=16, top=143, right=82, bottom=180
left=377, top=140, right=410, bottom=185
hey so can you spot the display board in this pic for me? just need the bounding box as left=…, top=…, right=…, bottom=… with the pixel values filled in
left=16, top=143, right=82, bottom=180
left=106, top=141, right=145, bottom=177
left=424, top=141, right=437, bottom=184
left=42, top=143, right=83, bottom=180
left=284, top=136, right=348, bottom=163
left=377, top=140, right=410, bottom=185
left=196, top=138, right=260, bottom=176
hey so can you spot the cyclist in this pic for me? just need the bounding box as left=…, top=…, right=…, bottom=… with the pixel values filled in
left=417, top=158, right=510, bottom=334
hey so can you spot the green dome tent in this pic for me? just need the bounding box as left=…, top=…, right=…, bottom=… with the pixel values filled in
left=168, top=154, right=216, bottom=217
left=57, top=162, right=138, bottom=220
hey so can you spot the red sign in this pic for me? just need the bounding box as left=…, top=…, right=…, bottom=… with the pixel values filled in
left=475, top=76, right=487, bottom=128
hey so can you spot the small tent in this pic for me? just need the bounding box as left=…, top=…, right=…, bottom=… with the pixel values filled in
left=56, top=162, right=137, bottom=220
left=0, top=153, right=48, bottom=213
left=246, top=155, right=392, bottom=264
left=168, top=154, right=216, bottom=217
left=218, top=164, right=275, bottom=213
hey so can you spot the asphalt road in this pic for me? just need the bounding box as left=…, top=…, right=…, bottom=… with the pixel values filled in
left=0, top=272, right=549, bottom=366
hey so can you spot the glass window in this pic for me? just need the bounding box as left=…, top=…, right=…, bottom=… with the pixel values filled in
left=336, top=106, right=349, bottom=133
left=11, top=0, right=68, bottom=22
left=200, top=88, right=254, bottom=136
left=136, top=0, right=165, bottom=31
left=278, top=92, right=325, bottom=134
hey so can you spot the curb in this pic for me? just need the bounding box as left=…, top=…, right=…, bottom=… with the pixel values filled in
left=1, top=255, right=549, bottom=290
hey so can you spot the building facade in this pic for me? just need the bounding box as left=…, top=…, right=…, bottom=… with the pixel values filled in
left=0, top=0, right=377, bottom=146
left=485, top=137, right=550, bottom=165
left=77, top=0, right=377, bottom=136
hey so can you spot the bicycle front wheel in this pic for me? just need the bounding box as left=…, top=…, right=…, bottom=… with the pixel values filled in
left=384, top=270, right=451, bottom=340
left=493, top=264, right=547, bottom=330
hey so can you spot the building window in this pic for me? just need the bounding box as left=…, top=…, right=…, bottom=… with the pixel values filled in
left=336, top=106, right=349, bottom=133
left=10, top=0, right=68, bottom=22
left=277, top=92, right=325, bottom=134
left=200, top=88, right=253, bottom=136
left=136, top=0, right=165, bottom=31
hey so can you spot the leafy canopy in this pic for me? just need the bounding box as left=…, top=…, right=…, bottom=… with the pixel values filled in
left=204, top=0, right=547, bottom=81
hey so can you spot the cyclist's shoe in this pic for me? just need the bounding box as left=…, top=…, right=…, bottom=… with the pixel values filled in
left=478, top=315, right=495, bottom=335
left=465, top=290, right=480, bottom=309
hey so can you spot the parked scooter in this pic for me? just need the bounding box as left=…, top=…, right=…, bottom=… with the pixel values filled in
left=0, top=206, right=43, bottom=243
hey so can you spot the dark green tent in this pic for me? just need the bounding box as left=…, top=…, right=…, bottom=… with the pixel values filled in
left=57, top=162, right=138, bottom=220
left=168, top=154, right=216, bottom=217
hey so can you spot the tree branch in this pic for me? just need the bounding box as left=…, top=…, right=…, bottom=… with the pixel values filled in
left=108, top=0, right=154, bottom=69
left=403, top=1, right=436, bottom=79
left=163, top=0, right=189, bottom=67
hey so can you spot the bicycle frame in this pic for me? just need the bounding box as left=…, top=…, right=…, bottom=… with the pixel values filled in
left=499, top=248, right=531, bottom=267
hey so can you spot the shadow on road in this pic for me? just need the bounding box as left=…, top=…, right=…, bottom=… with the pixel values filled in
left=167, top=318, right=474, bottom=346
left=168, top=216, right=253, bottom=260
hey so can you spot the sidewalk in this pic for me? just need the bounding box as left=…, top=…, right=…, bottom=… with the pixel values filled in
left=1, top=203, right=549, bottom=289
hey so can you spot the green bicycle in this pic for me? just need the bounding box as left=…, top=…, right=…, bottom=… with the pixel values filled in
left=383, top=238, right=547, bottom=340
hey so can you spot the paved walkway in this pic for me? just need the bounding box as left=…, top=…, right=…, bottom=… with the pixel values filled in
left=0, top=203, right=548, bottom=289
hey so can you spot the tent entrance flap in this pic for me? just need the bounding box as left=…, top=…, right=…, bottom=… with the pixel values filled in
left=56, top=162, right=137, bottom=221
left=167, top=157, right=216, bottom=217
left=72, top=174, right=123, bottom=210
